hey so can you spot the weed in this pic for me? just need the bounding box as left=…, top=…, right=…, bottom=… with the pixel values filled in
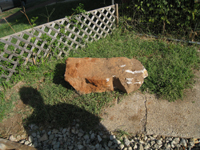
left=114, top=129, right=130, bottom=140
left=39, top=6, right=55, bottom=23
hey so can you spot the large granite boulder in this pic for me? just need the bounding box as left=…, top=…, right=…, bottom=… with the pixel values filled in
left=64, top=57, right=148, bottom=94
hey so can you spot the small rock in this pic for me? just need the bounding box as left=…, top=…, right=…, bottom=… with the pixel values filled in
left=78, top=132, right=84, bottom=137
left=36, top=134, right=40, bottom=138
left=28, top=142, right=32, bottom=146
left=140, top=140, right=145, bottom=144
left=157, top=139, right=162, bottom=145
left=144, top=143, right=150, bottom=149
left=152, top=135, right=157, bottom=138
left=98, top=135, right=102, bottom=142
left=166, top=143, right=171, bottom=149
left=124, top=147, right=128, bottom=150
left=180, top=138, right=187, bottom=147
left=71, top=128, right=76, bottom=134
left=128, top=146, right=132, bottom=150
left=91, top=133, right=95, bottom=139
left=189, top=141, right=195, bottom=147
left=144, top=136, right=148, bottom=141
left=110, top=135, right=115, bottom=140
left=172, top=137, right=180, bottom=145
left=24, top=140, right=30, bottom=145
left=52, top=129, right=59, bottom=134
left=84, top=134, right=89, bottom=140
left=53, top=142, right=60, bottom=149
left=49, top=134, right=54, bottom=140
left=28, top=135, right=33, bottom=143
left=31, top=132, right=37, bottom=137
left=133, top=144, right=137, bottom=150
left=108, top=141, right=113, bottom=147
left=115, top=139, right=121, bottom=144
left=32, top=141, right=38, bottom=148
left=150, top=140, right=155, bottom=146
left=171, top=143, right=175, bottom=148
left=124, top=138, right=130, bottom=146
left=139, top=144, right=144, bottom=150
left=52, top=140, right=57, bottom=145
left=9, top=135, right=17, bottom=142
left=20, top=139, right=26, bottom=144
left=47, top=131, right=51, bottom=135
left=119, top=144, right=124, bottom=149
left=95, top=143, right=100, bottom=149
left=68, top=145, right=74, bottom=150
left=62, top=128, right=67, bottom=134
left=39, top=133, right=48, bottom=141
left=78, top=144, right=84, bottom=150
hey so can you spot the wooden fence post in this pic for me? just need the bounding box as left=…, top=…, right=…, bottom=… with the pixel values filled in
left=115, top=3, right=119, bottom=27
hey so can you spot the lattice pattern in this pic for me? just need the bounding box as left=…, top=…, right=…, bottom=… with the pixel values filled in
left=0, top=5, right=116, bottom=81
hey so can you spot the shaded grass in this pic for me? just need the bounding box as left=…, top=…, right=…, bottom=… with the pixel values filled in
left=0, top=29, right=199, bottom=129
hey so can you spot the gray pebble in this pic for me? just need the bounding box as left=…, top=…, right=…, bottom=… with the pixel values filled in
left=91, top=133, right=95, bottom=139
left=53, top=142, right=60, bottom=149
left=78, top=144, right=84, bottom=150
left=95, top=143, right=100, bottom=149
left=68, top=145, right=74, bottom=150
left=108, top=140, right=113, bottom=147
left=84, top=134, right=89, bottom=140
left=98, top=135, right=102, bottom=142
left=124, top=138, right=131, bottom=146
left=62, top=128, right=67, bottom=134
left=31, top=132, right=37, bottom=137
left=110, top=135, right=115, bottom=140
left=49, top=134, right=54, bottom=140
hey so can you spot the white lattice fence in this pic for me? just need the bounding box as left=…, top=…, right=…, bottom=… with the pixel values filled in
left=0, top=4, right=117, bottom=82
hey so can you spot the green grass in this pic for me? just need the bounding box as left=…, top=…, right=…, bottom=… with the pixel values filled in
left=0, top=29, right=199, bottom=131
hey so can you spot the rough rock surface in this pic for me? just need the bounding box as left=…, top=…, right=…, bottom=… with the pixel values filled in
left=64, top=57, right=148, bottom=94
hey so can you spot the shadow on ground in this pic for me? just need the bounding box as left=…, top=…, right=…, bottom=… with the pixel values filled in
left=19, top=87, right=102, bottom=131
left=52, top=63, right=73, bottom=89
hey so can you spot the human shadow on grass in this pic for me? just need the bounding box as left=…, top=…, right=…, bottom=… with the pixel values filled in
left=19, top=87, right=106, bottom=134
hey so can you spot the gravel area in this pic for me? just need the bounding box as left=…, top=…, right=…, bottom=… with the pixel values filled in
left=7, top=119, right=200, bottom=150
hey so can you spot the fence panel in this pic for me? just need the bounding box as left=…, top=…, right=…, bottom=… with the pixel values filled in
left=0, top=5, right=117, bottom=82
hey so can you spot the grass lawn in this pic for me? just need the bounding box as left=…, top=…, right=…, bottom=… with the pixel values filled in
left=0, top=29, right=199, bottom=131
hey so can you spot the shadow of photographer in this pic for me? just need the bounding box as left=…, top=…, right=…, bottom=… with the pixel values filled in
left=19, top=86, right=111, bottom=149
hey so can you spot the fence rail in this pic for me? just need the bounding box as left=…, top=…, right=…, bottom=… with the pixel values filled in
left=0, top=4, right=117, bottom=82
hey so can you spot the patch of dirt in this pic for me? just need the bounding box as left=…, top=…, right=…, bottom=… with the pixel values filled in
left=0, top=100, right=28, bottom=139
left=0, top=81, right=28, bottom=139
